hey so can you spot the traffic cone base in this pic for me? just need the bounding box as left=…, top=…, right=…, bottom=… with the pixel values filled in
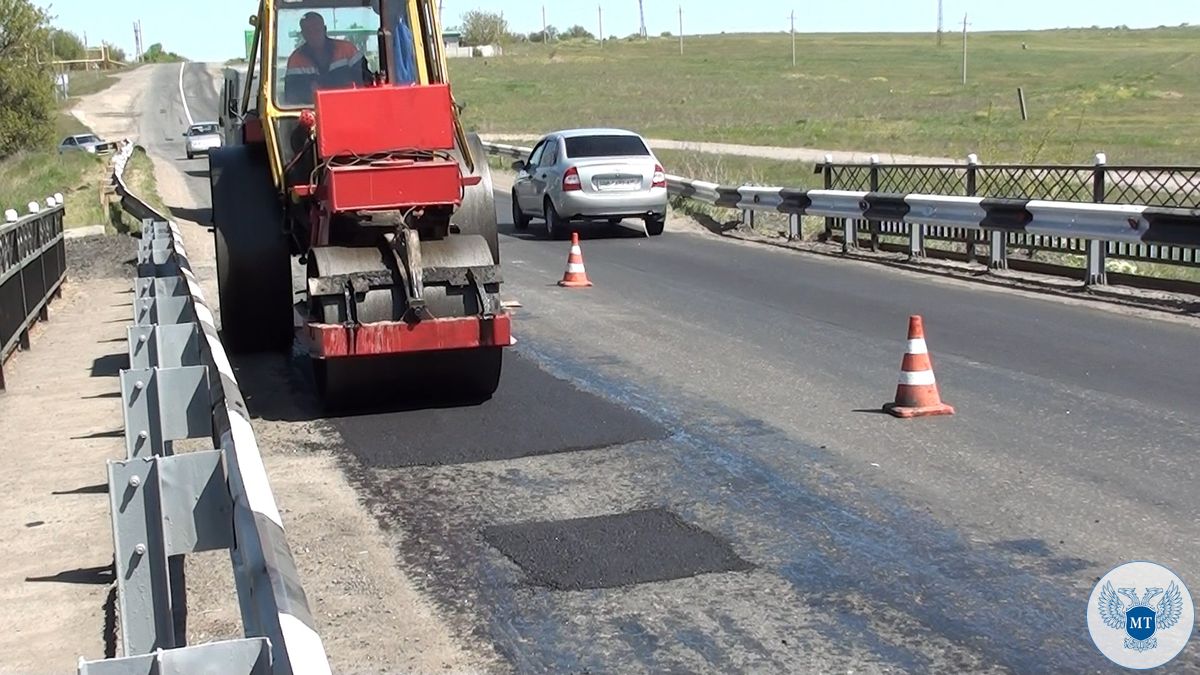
left=558, top=232, right=593, bottom=287
left=883, top=315, right=954, bottom=418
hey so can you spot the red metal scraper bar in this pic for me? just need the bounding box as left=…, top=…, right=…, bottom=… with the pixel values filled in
left=307, top=314, right=512, bottom=358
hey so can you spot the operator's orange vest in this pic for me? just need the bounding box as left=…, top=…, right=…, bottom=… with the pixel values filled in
left=283, top=39, right=365, bottom=104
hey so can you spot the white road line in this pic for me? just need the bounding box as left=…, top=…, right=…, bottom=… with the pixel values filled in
left=178, top=62, right=194, bottom=126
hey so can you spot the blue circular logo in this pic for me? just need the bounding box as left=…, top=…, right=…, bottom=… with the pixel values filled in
left=1088, top=561, right=1194, bottom=669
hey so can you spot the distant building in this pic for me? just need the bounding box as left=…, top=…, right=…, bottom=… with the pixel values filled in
left=442, top=30, right=503, bottom=58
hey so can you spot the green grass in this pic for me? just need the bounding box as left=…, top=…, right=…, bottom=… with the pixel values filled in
left=118, top=146, right=169, bottom=228
left=0, top=114, right=110, bottom=228
left=452, top=26, right=1200, bottom=165
left=64, top=68, right=124, bottom=98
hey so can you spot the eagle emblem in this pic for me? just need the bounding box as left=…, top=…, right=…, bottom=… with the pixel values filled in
left=1097, top=580, right=1185, bottom=652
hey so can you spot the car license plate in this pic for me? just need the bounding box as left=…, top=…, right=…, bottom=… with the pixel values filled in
left=596, top=176, right=640, bottom=191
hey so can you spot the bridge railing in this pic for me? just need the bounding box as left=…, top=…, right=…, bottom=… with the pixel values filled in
left=77, top=141, right=331, bottom=675
left=0, top=196, right=68, bottom=391
left=814, top=155, right=1200, bottom=274
left=482, top=141, right=1200, bottom=287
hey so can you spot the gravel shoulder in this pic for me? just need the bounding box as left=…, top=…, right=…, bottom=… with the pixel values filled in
left=0, top=234, right=137, bottom=673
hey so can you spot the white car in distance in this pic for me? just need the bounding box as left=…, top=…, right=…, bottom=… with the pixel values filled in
left=511, top=128, right=669, bottom=239
left=184, top=122, right=222, bottom=160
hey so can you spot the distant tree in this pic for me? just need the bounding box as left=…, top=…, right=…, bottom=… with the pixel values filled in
left=461, top=10, right=509, bottom=46
left=529, top=26, right=559, bottom=43
left=562, top=25, right=594, bottom=40
left=660, top=31, right=672, bottom=38
left=103, top=41, right=127, bottom=63
left=48, top=29, right=85, bottom=61
left=0, top=0, right=56, bottom=156
left=142, top=42, right=185, bottom=63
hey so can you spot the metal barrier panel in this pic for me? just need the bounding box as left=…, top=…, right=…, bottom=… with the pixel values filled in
left=81, top=141, right=330, bottom=674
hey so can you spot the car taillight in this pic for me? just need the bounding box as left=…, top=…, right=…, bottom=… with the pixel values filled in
left=652, top=164, right=667, bottom=189
left=563, top=166, right=582, bottom=191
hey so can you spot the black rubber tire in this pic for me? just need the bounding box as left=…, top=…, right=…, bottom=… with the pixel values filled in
left=544, top=199, right=570, bottom=240
left=511, top=190, right=530, bottom=230
left=209, top=145, right=293, bottom=354
left=450, top=132, right=501, bottom=264
left=645, top=215, right=665, bottom=236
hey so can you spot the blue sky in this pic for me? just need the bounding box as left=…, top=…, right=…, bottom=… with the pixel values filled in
left=39, top=0, right=1196, bottom=63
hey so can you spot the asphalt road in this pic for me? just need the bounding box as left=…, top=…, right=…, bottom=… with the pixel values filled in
left=149, top=63, right=1200, bottom=672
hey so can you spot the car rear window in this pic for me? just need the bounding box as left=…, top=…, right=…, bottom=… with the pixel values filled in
left=564, top=135, right=650, bottom=158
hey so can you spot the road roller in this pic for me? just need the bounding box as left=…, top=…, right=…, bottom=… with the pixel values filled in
left=210, top=0, right=511, bottom=407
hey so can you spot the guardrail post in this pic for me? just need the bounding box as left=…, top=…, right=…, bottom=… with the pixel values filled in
left=120, top=366, right=212, bottom=459
left=106, top=450, right=235, bottom=657
left=867, top=155, right=880, bottom=252
left=1086, top=152, right=1108, bottom=285
left=821, top=154, right=835, bottom=243
left=741, top=183, right=755, bottom=229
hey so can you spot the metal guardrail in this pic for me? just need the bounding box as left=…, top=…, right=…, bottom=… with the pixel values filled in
left=78, top=142, right=331, bottom=674
left=482, top=141, right=1200, bottom=287
left=0, top=195, right=68, bottom=391
left=815, top=154, right=1200, bottom=272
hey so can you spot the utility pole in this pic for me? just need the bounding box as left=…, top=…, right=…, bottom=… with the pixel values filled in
left=790, top=10, right=796, bottom=67
left=133, top=20, right=144, bottom=63
left=599, top=5, right=604, bottom=47
left=638, top=0, right=647, bottom=38
left=936, top=0, right=944, bottom=47
left=961, top=13, right=969, bottom=85
left=678, top=5, right=683, bottom=55
left=542, top=5, right=548, bottom=42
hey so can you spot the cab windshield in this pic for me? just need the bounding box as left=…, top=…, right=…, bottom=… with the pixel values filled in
left=274, top=1, right=421, bottom=108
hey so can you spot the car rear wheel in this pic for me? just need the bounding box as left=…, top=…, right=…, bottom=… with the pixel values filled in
left=511, top=190, right=530, bottom=230
left=544, top=200, right=569, bottom=240
left=645, top=215, right=665, bottom=236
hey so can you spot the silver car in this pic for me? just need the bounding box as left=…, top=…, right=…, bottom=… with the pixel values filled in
left=58, top=133, right=117, bottom=155
left=511, top=128, right=669, bottom=239
left=184, top=122, right=222, bottom=159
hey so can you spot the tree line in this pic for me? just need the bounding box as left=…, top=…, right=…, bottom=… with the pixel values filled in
left=458, top=10, right=609, bottom=46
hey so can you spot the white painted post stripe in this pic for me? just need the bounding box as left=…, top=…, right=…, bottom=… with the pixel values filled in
left=898, top=369, right=937, bottom=386
left=907, top=338, right=928, bottom=354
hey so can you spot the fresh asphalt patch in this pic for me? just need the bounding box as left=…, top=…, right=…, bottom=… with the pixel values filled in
left=331, top=351, right=669, bottom=468
left=483, top=508, right=754, bottom=591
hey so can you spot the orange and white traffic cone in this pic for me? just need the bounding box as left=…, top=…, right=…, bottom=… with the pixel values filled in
left=558, top=231, right=593, bottom=288
left=883, top=315, right=955, bottom=418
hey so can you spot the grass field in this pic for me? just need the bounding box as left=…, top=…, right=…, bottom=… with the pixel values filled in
left=452, top=27, right=1199, bottom=167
